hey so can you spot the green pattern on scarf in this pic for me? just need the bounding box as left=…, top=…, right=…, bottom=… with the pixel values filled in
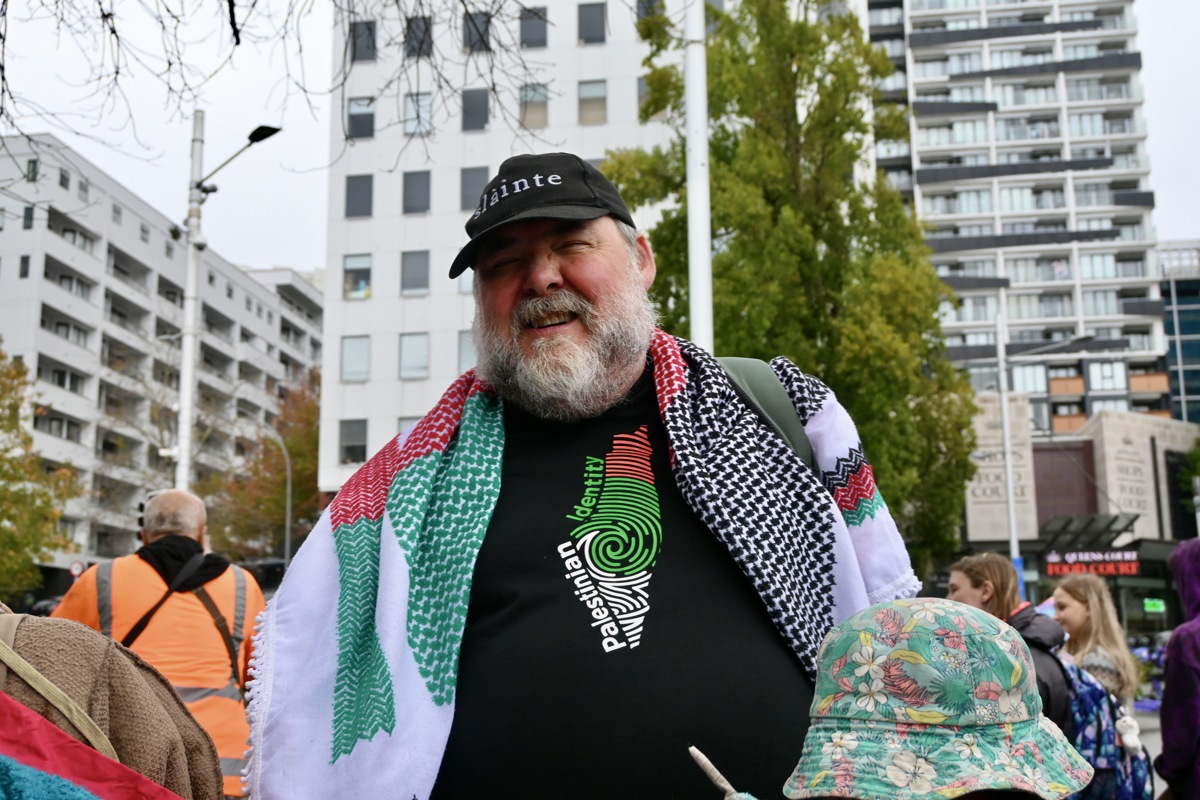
left=388, top=391, right=505, bottom=705
left=841, top=493, right=888, bottom=527
left=331, top=516, right=396, bottom=761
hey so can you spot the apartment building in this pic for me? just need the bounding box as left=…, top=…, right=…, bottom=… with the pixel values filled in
left=0, top=135, right=323, bottom=568
left=319, top=1, right=687, bottom=492
left=1160, top=239, right=1200, bottom=422
left=869, top=0, right=1167, bottom=435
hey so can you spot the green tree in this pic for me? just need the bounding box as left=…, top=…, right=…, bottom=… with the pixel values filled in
left=198, top=368, right=321, bottom=561
left=0, top=343, right=80, bottom=598
left=606, top=0, right=977, bottom=577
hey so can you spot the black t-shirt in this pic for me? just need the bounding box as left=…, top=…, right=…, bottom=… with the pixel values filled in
left=431, top=368, right=813, bottom=799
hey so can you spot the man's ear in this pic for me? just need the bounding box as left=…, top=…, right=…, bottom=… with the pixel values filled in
left=635, top=232, right=657, bottom=290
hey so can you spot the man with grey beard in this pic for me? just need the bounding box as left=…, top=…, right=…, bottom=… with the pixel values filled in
left=247, top=153, right=919, bottom=800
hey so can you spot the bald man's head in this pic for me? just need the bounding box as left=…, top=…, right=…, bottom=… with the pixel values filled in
left=142, top=489, right=208, bottom=544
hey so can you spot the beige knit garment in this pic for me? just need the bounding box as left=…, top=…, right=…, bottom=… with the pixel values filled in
left=0, top=604, right=224, bottom=799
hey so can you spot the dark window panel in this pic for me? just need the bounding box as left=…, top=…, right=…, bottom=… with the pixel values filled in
left=462, top=89, right=489, bottom=131
left=406, top=16, right=433, bottom=57
left=579, top=3, right=605, bottom=44
left=460, top=166, right=489, bottom=211
left=464, top=12, right=491, bottom=52
left=521, top=7, right=548, bottom=47
left=404, top=171, right=432, bottom=214
left=350, top=21, right=376, bottom=61
left=345, top=175, right=373, bottom=218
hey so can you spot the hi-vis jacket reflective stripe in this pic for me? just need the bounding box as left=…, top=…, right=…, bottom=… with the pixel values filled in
left=53, top=555, right=265, bottom=798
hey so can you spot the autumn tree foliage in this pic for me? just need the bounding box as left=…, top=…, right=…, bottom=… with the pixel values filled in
left=606, top=0, right=977, bottom=576
left=199, top=368, right=320, bottom=561
left=0, top=342, right=80, bottom=597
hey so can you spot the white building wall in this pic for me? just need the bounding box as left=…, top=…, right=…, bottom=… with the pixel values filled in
left=319, top=0, right=679, bottom=491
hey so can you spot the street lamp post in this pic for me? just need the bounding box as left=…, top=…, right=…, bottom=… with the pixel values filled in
left=174, top=111, right=280, bottom=491
left=684, top=0, right=713, bottom=353
left=261, top=426, right=293, bottom=566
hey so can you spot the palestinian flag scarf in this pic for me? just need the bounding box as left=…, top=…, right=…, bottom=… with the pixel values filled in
left=245, top=331, right=918, bottom=799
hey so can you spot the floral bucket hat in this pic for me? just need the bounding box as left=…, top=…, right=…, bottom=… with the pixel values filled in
left=785, top=597, right=1093, bottom=800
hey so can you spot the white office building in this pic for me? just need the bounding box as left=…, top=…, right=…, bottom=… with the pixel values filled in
left=0, top=135, right=323, bottom=567
left=318, top=1, right=690, bottom=492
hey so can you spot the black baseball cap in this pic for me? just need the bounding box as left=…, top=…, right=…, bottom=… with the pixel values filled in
left=448, top=153, right=635, bottom=278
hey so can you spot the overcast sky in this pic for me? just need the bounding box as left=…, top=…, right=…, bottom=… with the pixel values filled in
left=9, top=2, right=1199, bottom=276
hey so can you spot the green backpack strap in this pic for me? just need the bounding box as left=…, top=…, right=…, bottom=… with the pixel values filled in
left=718, top=356, right=815, bottom=472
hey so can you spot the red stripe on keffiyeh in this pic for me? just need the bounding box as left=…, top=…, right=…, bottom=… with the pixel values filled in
left=832, top=463, right=878, bottom=514
left=650, top=331, right=689, bottom=420
left=328, top=372, right=491, bottom=529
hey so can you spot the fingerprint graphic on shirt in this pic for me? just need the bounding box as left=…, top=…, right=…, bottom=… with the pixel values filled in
left=556, top=425, right=661, bottom=652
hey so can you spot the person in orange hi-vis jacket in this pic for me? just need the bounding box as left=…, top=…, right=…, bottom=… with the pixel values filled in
left=54, top=488, right=265, bottom=799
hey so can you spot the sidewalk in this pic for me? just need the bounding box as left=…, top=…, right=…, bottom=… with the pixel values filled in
left=1134, top=710, right=1161, bottom=767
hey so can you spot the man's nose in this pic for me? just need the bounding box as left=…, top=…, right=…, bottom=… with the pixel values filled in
left=523, top=251, right=564, bottom=295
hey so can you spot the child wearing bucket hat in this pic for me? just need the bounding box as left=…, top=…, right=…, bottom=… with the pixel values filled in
left=693, top=597, right=1094, bottom=799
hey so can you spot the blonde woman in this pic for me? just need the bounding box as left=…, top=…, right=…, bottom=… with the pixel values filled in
left=1052, top=573, right=1141, bottom=706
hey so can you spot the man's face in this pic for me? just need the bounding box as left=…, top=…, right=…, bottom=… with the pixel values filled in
left=471, top=216, right=658, bottom=420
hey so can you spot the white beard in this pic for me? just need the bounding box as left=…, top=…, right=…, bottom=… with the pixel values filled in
left=473, top=259, right=658, bottom=421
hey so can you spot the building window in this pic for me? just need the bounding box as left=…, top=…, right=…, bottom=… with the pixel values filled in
left=33, top=410, right=82, bottom=443
left=165, top=240, right=174, bottom=258
left=341, top=335, right=370, bottom=382
left=464, top=11, right=490, bottom=52
left=398, top=417, right=421, bottom=433
left=78, top=181, right=89, bottom=202
left=226, top=282, right=234, bottom=299
left=350, top=20, right=376, bottom=61
left=578, top=3, right=605, bottom=43
left=399, top=333, right=430, bottom=379
left=579, top=80, right=607, bottom=125
left=112, top=204, right=122, bottom=224
left=343, top=254, right=372, bottom=299
left=208, top=271, right=216, bottom=286
left=459, top=270, right=474, bottom=295
left=25, top=160, right=38, bottom=182
left=339, top=419, right=368, bottom=463
left=404, top=93, right=433, bottom=135
left=461, top=166, right=489, bottom=211
left=1011, top=364, right=1047, bottom=393
left=346, top=175, right=373, bottom=217
left=637, top=0, right=661, bottom=19
left=403, top=171, right=431, bottom=213
left=19, top=255, right=29, bottom=278
left=59, top=168, right=70, bottom=189
left=521, top=7, right=548, bottom=47
left=520, top=83, right=549, bottom=129
left=401, top=251, right=431, bottom=295
left=22, top=206, right=33, bottom=229
left=406, top=16, right=432, bottom=57
left=1088, top=361, right=1128, bottom=391
left=139, top=223, right=150, bottom=242
left=458, top=330, right=476, bottom=373
left=348, top=98, right=375, bottom=138
left=463, top=88, right=489, bottom=131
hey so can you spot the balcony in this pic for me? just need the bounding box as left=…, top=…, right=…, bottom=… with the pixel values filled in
left=1067, top=82, right=1142, bottom=104
left=996, top=121, right=1061, bottom=142
left=1129, top=372, right=1169, bottom=394
left=1052, top=413, right=1087, bottom=434
left=911, top=0, right=980, bottom=12
left=1050, top=376, right=1086, bottom=396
